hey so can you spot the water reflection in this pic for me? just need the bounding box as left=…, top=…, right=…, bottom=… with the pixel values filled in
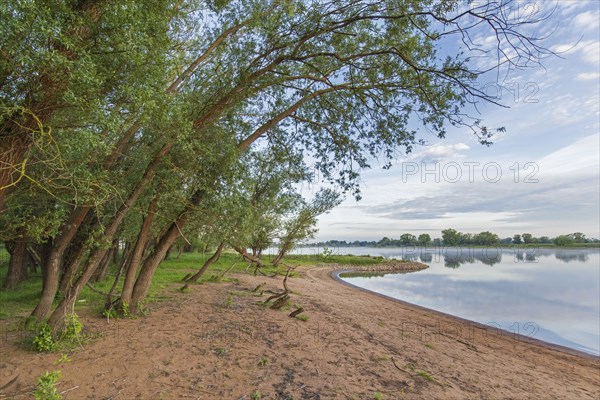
left=334, top=247, right=600, bottom=356
left=555, top=253, right=590, bottom=263
left=393, top=247, right=597, bottom=268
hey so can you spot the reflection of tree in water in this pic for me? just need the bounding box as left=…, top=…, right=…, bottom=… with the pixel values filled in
left=420, top=253, right=433, bottom=263
left=513, top=250, right=539, bottom=262
left=444, top=260, right=461, bottom=269
left=554, top=253, right=589, bottom=263
left=401, top=253, right=420, bottom=262
left=477, top=253, right=502, bottom=266
left=442, top=249, right=503, bottom=268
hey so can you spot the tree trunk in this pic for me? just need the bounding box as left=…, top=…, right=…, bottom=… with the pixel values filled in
left=46, top=143, right=173, bottom=327
left=129, top=190, right=204, bottom=313
left=272, top=241, right=293, bottom=267
left=233, top=246, right=265, bottom=267
left=107, top=241, right=131, bottom=301
left=112, top=240, right=120, bottom=264
left=185, top=241, right=225, bottom=283
left=58, top=216, right=95, bottom=294
left=92, top=248, right=112, bottom=282
left=31, top=207, right=89, bottom=320
left=119, top=196, right=158, bottom=307
left=3, top=239, right=28, bottom=289
left=164, top=244, right=173, bottom=260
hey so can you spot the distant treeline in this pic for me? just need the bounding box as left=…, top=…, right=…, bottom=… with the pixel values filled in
left=308, top=230, right=600, bottom=248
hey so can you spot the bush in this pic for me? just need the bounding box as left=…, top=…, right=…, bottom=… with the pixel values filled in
left=34, top=370, right=62, bottom=400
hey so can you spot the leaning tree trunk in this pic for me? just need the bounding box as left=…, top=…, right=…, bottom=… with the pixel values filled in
left=271, top=249, right=285, bottom=267
left=129, top=190, right=204, bottom=314
left=31, top=207, right=89, bottom=320
left=272, top=240, right=294, bottom=267
left=112, top=240, right=120, bottom=264
left=233, top=246, right=265, bottom=268
left=119, top=195, right=158, bottom=308
left=185, top=241, right=225, bottom=283
left=3, top=239, right=28, bottom=289
left=91, top=248, right=112, bottom=283
left=46, top=143, right=173, bottom=327
left=106, top=241, right=132, bottom=301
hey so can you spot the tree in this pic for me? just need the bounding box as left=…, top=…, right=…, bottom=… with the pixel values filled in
left=554, top=235, right=575, bottom=247
left=400, top=234, right=417, bottom=246
left=418, top=234, right=432, bottom=246
left=571, top=232, right=587, bottom=243
left=521, top=233, right=540, bottom=244
left=442, top=229, right=461, bottom=246
left=512, top=234, right=522, bottom=245
left=539, top=236, right=551, bottom=244
left=272, top=189, right=342, bottom=267
left=473, top=231, right=499, bottom=246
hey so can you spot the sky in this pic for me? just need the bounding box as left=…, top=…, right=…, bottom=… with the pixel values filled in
left=311, top=0, right=600, bottom=242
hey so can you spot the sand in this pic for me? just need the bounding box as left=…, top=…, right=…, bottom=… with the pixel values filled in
left=1, top=263, right=599, bottom=399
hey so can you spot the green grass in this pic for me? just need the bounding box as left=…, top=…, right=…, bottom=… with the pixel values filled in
left=0, top=250, right=395, bottom=320
left=0, top=253, right=44, bottom=319
left=417, top=370, right=435, bottom=382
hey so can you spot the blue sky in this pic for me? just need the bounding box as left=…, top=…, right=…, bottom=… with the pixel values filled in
left=313, top=1, right=600, bottom=241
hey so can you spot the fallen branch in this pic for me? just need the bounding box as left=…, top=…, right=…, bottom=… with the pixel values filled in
left=289, top=307, right=304, bottom=318
left=270, top=294, right=290, bottom=310
left=60, top=386, right=79, bottom=395
left=391, top=357, right=413, bottom=376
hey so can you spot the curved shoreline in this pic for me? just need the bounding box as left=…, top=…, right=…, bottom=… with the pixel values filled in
left=329, top=266, right=599, bottom=360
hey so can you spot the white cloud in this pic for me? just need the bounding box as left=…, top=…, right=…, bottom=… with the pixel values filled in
left=553, top=40, right=600, bottom=64
left=413, top=143, right=470, bottom=161
left=535, top=134, right=600, bottom=176
left=580, top=41, right=600, bottom=64
left=573, top=10, right=600, bottom=31
left=575, top=72, right=600, bottom=81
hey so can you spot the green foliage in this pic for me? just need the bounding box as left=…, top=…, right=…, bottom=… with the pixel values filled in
left=441, top=229, right=461, bottom=246
left=251, top=390, right=261, bottom=400
left=554, top=235, right=576, bottom=246
left=513, top=234, right=523, bottom=245
left=32, top=324, right=56, bottom=352
left=61, top=314, right=82, bottom=340
left=373, top=392, right=383, bottom=400
left=34, top=370, right=62, bottom=400
left=53, top=354, right=71, bottom=365
left=417, top=234, right=431, bottom=246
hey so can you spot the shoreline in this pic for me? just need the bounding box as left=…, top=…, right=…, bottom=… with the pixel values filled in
left=331, top=267, right=600, bottom=360
left=1, top=262, right=599, bottom=399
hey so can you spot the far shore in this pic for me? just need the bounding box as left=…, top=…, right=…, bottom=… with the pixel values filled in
left=1, top=261, right=598, bottom=399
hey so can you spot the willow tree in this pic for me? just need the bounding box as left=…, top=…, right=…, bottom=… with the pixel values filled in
left=0, top=0, right=554, bottom=326
left=272, top=188, right=342, bottom=267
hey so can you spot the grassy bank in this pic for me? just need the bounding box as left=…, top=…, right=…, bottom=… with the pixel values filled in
left=0, top=251, right=386, bottom=320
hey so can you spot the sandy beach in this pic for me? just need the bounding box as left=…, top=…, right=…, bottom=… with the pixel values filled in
left=1, top=263, right=599, bottom=399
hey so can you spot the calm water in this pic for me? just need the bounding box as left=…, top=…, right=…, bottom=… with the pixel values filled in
left=295, top=246, right=600, bottom=356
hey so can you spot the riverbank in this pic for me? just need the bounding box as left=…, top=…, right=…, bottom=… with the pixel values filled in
left=1, top=263, right=598, bottom=399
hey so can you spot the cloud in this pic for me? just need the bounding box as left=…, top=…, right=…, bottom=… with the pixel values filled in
left=575, top=72, right=600, bottom=81
left=345, top=135, right=600, bottom=236
left=573, top=10, right=600, bottom=31
left=412, top=143, right=470, bottom=162
left=553, top=40, right=600, bottom=64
